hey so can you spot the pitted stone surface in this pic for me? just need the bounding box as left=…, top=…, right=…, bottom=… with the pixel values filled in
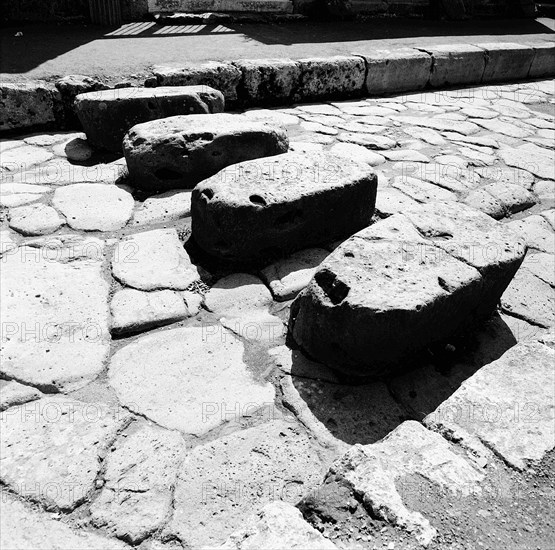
left=221, top=501, right=338, bottom=550
left=90, top=424, right=185, bottom=544
left=167, top=420, right=326, bottom=548
left=75, top=85, right=225, bottom=152
left=123, top=113, right=288, bottom=191
left=1, top=245, right=111, bottom=392
left=131, top=190, right=191, bottom=226
left=52, top=184, right=134, bottom=231
left=112, top=229, right=200, bottom=291
left=0, top=380, right=43, bottom=412
left=425, top=342, right=555, bottom=470
left=9, top=203, right=65, bottom=236
left=108, top=327, right=275, bottom=435
left=0, top=396, right=130, bottom=511
left=110, top=288, right=189, bottom=335
left=192, top=151, right=377, bottom=262
left=291, top=203, right=525, bottom=376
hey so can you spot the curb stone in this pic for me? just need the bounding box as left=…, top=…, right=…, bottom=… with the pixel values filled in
left=1, top=41, right=554, bottom=134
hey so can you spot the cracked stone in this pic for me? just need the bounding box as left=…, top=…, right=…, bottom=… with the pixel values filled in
left=9, top=203, right=65, bottom=236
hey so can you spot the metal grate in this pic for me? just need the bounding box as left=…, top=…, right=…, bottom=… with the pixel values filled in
left=89, top=0, right=123, bottom=25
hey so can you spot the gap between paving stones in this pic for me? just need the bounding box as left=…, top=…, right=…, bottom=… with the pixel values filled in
left=1, top=41, right=554, bottom=133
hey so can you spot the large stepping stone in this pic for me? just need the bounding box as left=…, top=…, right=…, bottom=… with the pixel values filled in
left=75, top=85, right=224, bottom=152
left=290, top=202, right=526, bottom=377
left=123, top=113, right=288, bottom=192
left=192, top=151, right=377, bottom=263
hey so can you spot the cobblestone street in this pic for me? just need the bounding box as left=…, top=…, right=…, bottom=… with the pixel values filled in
left=1, top=78, right=554, bottom=549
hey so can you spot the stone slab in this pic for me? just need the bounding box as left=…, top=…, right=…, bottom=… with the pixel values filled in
left=423, top=44, right=486, bottom=87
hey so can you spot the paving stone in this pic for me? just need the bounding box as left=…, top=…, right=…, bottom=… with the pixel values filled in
left=235, top=58, right=301, bottom=104
left=463, top=188, right=505, bottom=219
left=1, top=491, right=128, bottom=550
left=153, top=61, right=242, bottom=102
left=476, top=166, right=534, bottom=188
left=460, top=107, right=498, bottom=119
left=192, top=151, right=377, bottom=262
left=181, top=290, right=203, bottom=316
left=479, top=42, right=535, bottom=82
left=374, top=187, right=420, bottom=217
left=221, top=501, right=338, bottom=550
left=243, top=108, right=299, bottom=126
left=394, top=115, right=479, bottom=135
left=124, top=113, right=288, bottom=192
left=501, top=266, right=555, bottom=328
left=294, top=56, right=365, bottom=101
left=8, top=203, right=65, bottom=236
left=0, top=396, right=130, bottom=511
left=472, top=118, right=534, bottom=138
left=303, top=421, right=484, bottom=546
left=131, top=190, right=191, bottom=226
left=289, top=141, right=324, bottom=153
left=24, top=233, right=106, bottom=262
left=507, top=215, right=554, bottom=254
left=90, top=424, right=184, bottom=544
left=425, top=44, right=486, bottom=87
left=457, top=145, right=497, bottom=167
left=330, top=142, right=385, bottom=166
left=0, top=144, right=54, bottom=171
left=108, top=326, right=275, bottom=435
left=167, top=420, right=326, bottom=548
left=336, top=132, right=396, bottom=150
left=521, top=252, right=555, bottom=287
left=482, top=182, right=536, bottom=214
left=541, top=208, right=555, bottom=230
left=52, top=183, right=134, bottom=231
left=361, top=48, right=432, bottom=93
left=425, top=341, right=555, bottom=470
left=497, top=143, right=555, bottom=180
left=0, top=229, right=18, bottom=257
left=0, top=192, right=42, bottom=208
left=405, top=162, right=481, bottom=193
left=0, top=380, right=43, bottom=412
left=336, top=121, right=389, bottom=134
left=269, top=345, right=340, bottom=383
left=534, top=179, right=555, bottom=201
left=260, top=248, right=330, bottom=301
left=1, top=245, right=110, bottom=392
left=112, top=229, right=199, bottom=291
left=110, top=288, right=189, bottom=335
left=382, top=149, right=430, bottom=163
left=291, top=203, right=525, bottom=376
left=300, top=120, right=338, bottom=135
left=75, top=86, right=225, bottom=152
left=442, top=132, right=499, bottom=148
left=403, top=126, right=446, bottom=145
left=24, top=132, right=84, bottom=147
left=391, top=175, right=457, bottom=203
left=434, top=154, right=468, bottom=169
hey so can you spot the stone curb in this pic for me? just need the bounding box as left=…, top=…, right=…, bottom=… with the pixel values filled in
left=1, top=40, right=553, bottom=133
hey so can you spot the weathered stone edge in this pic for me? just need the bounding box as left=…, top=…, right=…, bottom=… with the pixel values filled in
left=1, top=40, right=553, bottom=134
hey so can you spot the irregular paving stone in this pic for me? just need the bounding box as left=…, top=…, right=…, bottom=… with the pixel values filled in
left=167, top=420, right=326, bottom=548
left=391, top=175, right=457, bottom=203
left=534, top=179, right=555, bottom=201
left=1, top=491, right=128, bottom=550
left=507, top=215, right=555, bottom=254
left=153, top=61, right=242, bottom=102
left=90, top=424, right=184, bottom=544
left=521, top=252, right=555, bottom=287
left=261, top=248, right=330, bottom=301
left=24, top=233, right=106, bottom=262
left=460, top=107, right=498, bottom=119
left=0, top=396, right=130, bottom=511
left=235, top=58, right=301, bottom=105
left=291, top=203, right=525, bottom=376
left=0, top=144, right=54, bottom=171
left=75, top=86, right=225, bottom=152
left=425, top=342, right=555, bottom=470
left=361, top=48, right=432, bottom=93
left=303, top=421, right=483, bottom=546
left=294, top=56, right=365, bottom=101
left=382, top=149, right=430, bottom=163
left=192, top=151, right=377, bottom=262
left=403, top=162, right=481, bottom=193
left=52, top=183, right=134, bottom=231
left=221, top=501, right=338, bottom=550
left=112, top=229, right=199, bottom=291
left=110, top=288, right=189, bottom=335
left=336, top=121, right=388, bottom=134
left=482, top=182, right=536, bottom=214
left=403, top=126, right=446, bottom=146
left=443, top=132, right=499, bottom=148
left=300, top=120, right=338, bottom=135
left=338, top=132, right=396, bottom=150
left=498, top=143, right=555, bottom=180
left=243, top=108, right=299, bottom=126
left=0, top=380, right=43, bottom=412
left=1, top=245, right=110, bottom=391
left=457, top=146, right=497, bottom=167
left=0, top=229, right=18, bottom=256
left=0, top=192, right=42, bottom=208
left=541, top=208, right=555, bottom=230
left=330, top=142, right=385, bottom=166
left=476, top=165, right=533, bottom=188
left=108, top=327, right=275, bottom=434
left=394, top=115, right=479, bottom=135
left=374, top=187, right=420, bottom=217
left=500, top=266, right=555, bottom=328
left=269, top=345, right=340, bottom=383
left=425, top=44, right=486, bottom=87
left=463, top=188, right=505, bottom=219
left=434, top=154, right=468, bottom=169
left=472, top=118, right=534, bottom=138
left=297, top=104, right=342, bottom=116
left=131, top=190, right=191, bottom=226
left=9, top=203, right=65, bottom=236
left=124, top=113, right=288, bottom=192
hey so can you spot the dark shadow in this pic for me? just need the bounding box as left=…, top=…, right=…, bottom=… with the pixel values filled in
left=289, top=311, right=519, bottom=445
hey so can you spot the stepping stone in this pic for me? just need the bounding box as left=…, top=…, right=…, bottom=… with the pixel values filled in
left=0, top=396, right=130, bottom=511
left=1, top=245, right=110, bottom=392
left=425, top=342, right=555, bottom=470
left=110, top=288, right=190, bottom=335
left=112, top=229, right=199, bottom=291
left=290, top=202, right=525, bottom=376
left=1, top=492, right=127, bottom=550
left=52, top=183, right=134, bottom=232
left=0, top=380, right=43, bottom=412
left=8, top=203, right=65, bottom=236
left=108, top=326, right=275, bottom=435
left=191, top=151, right=377, bottom=263
left=300, top=421, right=483, bottom=546
left=90, top=424, right=185, bottom=544
left=167, top=420, right=325, bottom=548
left=75, top=86, right=225, bottom=152
left=131, top=190, right=191, bottom=226
left=222, top=502, right=338, bottom=550
left=123, top=113, right=288, bottom=192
